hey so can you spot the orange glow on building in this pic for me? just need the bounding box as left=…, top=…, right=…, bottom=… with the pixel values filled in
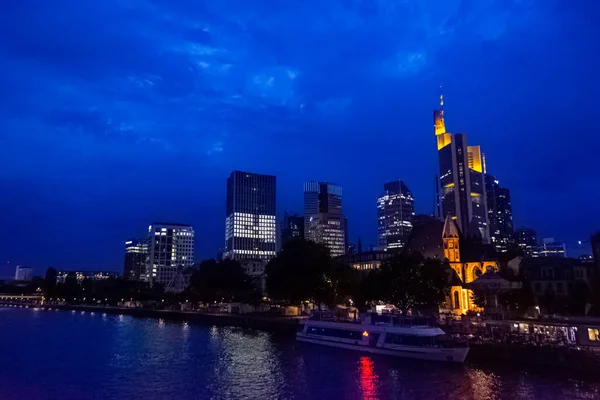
left=467, top=146, right=483, bottom=172
left=436, top=133, right=451, bottom=150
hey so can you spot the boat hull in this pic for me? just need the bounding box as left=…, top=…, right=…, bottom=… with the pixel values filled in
left=296, top=334, right=469, bottom=363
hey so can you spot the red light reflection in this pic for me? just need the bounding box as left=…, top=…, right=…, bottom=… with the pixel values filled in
left=358, top=356, right=379, bottom=400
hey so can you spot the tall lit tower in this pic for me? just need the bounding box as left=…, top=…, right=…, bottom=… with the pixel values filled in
left=434, top=88, right=489, bottom=242
left=225, top=171, right=277, bottom=261
left=304, top=181, right=346, bottom=257
left=377, top=180, right=415, bottom=251
left=145, top=223, right=194, bottom=292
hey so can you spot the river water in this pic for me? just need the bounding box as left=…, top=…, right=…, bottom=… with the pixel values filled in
left=1, top=307, right=599, bottom=400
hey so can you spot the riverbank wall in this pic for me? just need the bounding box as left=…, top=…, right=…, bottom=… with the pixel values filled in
left=22, top=303, right=303, bottom=334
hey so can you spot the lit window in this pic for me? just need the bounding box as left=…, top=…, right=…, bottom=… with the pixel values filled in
left=588, top=328, right=600, bottom=341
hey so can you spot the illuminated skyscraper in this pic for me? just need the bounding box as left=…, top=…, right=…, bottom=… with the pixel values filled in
left=145, top=223, right=194, bottom=292
left=225, top=171, right=277, bottom=261
left=123, top=238, right=148, bottom=281
left=434, top=89, right=489, bottom=242
left=515, top=228, right=539, bottom=257
left=485, top=175, right=514, bottom=252
left=280, top=211, right=304, bottom=249
left=304, top=181, right=346, bottom=256
left=377, top=180, right=415, bottom=251
left=539, top=238, right=567, bottom=258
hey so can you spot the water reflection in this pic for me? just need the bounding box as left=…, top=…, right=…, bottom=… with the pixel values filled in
left=1, top=308, right=600, bottom=400
left=358, top=356, right=379, bottom=400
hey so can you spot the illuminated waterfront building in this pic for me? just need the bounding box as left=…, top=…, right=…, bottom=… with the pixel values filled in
left=304, top=181, right=346, bottom=256
left=377, top=180, right=415, bottom=251
left=56, top=270, right=120, bottom=283
left=404, top=215, right=499, bottom=314
left=224, top=171, right=277, bottom=261
left=14, top=266, right=33, bottom=281
left=123, top=238, right=148, bottom=281
left=145, top=223, right=194, bottom=292
left=434, top=90, right=489, bottom=242
left=485, top=175, right=514, bottom=252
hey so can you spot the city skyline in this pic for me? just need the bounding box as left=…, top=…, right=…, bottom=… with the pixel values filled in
left=1, top=1, right=599, bottom=272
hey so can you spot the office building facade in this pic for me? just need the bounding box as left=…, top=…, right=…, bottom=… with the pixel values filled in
left=225, top=171, right=277, bottom=261
left=515, top=228, right=539, bottom=257
left=280, top=211, right=304, bottom=249
left=377, top=180, right=415, bottom=251
left=145, top=223, right=194, bottom=292
left=14, top=266, right=33, bottom=281
left=304, top=181, right=346, bottom=257
left=539, top=238, right=567, bottom=258
left=56, top=270, right=120, bottom=283
left=434, top=96, right=489, bottom=242
left=485, top=175, right=514, bottom=252
left=123, top=238, right=148, bottom=281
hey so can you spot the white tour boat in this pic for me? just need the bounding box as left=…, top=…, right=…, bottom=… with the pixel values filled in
left=296, top=313, right=469, bottom=363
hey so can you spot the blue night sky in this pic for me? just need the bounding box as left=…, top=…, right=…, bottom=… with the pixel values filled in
left=1, top=0, right=599, bottom=274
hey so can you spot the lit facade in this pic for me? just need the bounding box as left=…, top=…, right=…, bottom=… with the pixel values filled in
left=304, top=181, right=346, bottom=256
left=225, top=171, right=276, bottom=261
left=485, top=175, right=514, bottom=252
left=56, top=270, right=120, bottom=283
left=515, top=228, right=539, bottom=257
left=338, top=251, right=395, bottom=271
left=14, top=266, right=33, bottom=281
left=539, top=238, right=567, bottom=258
left=307, top=213, right=346, bottom=257
left=434, top=99, right=489, bottom=243
left=377, top=180, right=415, bottom=251
left=123, top=238, right=148, bottom=281
left=145, top=223, right=194, bottom=292
left=442, top=216, right=499, bottom=314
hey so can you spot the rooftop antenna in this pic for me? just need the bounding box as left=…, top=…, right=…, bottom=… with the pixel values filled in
left=439, top=83, right=444, bottom=116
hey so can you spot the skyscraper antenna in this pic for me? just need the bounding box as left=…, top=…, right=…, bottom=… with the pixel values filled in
left=439, top=83, right=444, bottom=116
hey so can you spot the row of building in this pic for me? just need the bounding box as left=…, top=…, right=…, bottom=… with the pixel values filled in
left=117, top=92, right=583, bottom=296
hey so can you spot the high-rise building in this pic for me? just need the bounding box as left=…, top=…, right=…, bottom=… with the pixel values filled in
left=123, top=238, right=148, bottom=281
left=434, top=92, right=489, bottom=242
left=539, top=238, right=567, bottom=258
left=145, top=223, right=194, bottom=292
left=225, top=171, right=276, bottom=261
left=280, top=211, right=304, bottom=249
left=377, top=180, right=415, bottom=251
left=515, top=228, right=539, bottom=257
left=304, top=181, right=346, bottom=257
left=591, top=232, right=600, bottom=274
left=14, top=266, right=33, bottom=281
left=485, top=175, right=514, bottom=252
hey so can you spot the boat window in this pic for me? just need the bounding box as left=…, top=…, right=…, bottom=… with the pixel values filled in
left=308, top=326, right=365, bottom=340
left=385, top=333, right=434, bottom=347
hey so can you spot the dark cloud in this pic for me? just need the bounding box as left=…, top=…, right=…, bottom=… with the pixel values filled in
left=0, top=0, right=598, bottom=271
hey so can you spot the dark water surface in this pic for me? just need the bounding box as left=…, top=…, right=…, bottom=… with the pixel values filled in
left=1, top=308, right=599, bottom=400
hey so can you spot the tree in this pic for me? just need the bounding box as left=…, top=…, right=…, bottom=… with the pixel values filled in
left=266, top=238, right=341, bottom=307
left=189, top=258, right=257, bottom=303
left=61, top=272, right=81, bottom=300
left=471, top=290, right=487, bottom=309
left=366, top=253, right=449, bottom=313
left=568, top=280, right=591, bottom=315
left=44, top=267, right=57, bottom=297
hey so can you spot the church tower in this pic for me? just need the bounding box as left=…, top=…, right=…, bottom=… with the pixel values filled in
left=442, top=215, right=463, bottom=281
